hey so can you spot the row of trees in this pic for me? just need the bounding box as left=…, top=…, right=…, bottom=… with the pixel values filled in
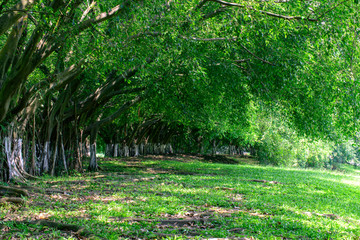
left=97, top=103, right=360, bottom=169
left=0, top=0, right=359, bottom=182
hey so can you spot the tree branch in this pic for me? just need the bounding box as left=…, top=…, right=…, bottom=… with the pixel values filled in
left=0, top=0, right=36, bottom=36
left=8, top=61, right=84, bottom=119
left=76, top=1, right=131, bottom=33
left=103, top=87, right=146, bottom=102
left=85, top=95, right=143, bottom=133
left=200, top=6, right=228, bottom=21
left=195, top=0, right=210, bottom=10
left=79, top=1, right=97, bottom=22
left=317, top=0, right=351, bottom=19
left=238, top=43, right=276, bottom=66
left=207, top=0, right=317, bottom=22
left=0, top=16, right=27, bottom=81
left=181, top=36, right=237, bottom=41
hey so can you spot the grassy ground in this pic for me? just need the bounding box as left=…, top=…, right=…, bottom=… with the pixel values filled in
left=1, top=155, right=360, bottom=239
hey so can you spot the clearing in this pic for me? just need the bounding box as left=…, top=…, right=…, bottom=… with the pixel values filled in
left=1, top=155, right=360, bottom=239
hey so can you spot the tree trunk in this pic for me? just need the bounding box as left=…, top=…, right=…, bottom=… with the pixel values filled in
left=30, top=114, right=37, bottom=175
left=88, top=128, right=98, bottom=171
left=160, top=144, right=166, bottom=155
left=212, top=140, right=216, bottom=156
left=105, top=144, right=113, bottom=157
left=154, top=144, right=160, bottom=155
left=41, top=141, right=50, bottom=173
left=114, top=143, right=119, bottom=157
left=31, top=133, right=37, bottom=175
left=51, top=123, right=60, bottom=176
left=61, top=141, right=68, bottom=174
left=134, top=144, right=139, bottom=157
left=167, top=144, right=173, bottom=154
left=140, top=143, right=144, bottom=155
left=13, top=139, right=25, bottom=172
left=88, top=143, right=98, bottom=171
left=123, top=144, right=129, bottom=157
left=51, top=143, right=58, bottom=176
left=4, top=137, right=24, bottom=182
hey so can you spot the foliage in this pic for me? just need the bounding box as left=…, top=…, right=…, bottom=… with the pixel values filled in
left=1, top=0, right=360, bottom=180
left=331, top=140, right=360, bottom=166
left=251, top=104, right=333, bottom=168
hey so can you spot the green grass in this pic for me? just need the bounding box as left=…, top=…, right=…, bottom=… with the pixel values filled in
left=1, top=156, right=360, bottom=239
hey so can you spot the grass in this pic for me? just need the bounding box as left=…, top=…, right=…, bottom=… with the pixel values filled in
left=1, top=155, right=360, bottom=239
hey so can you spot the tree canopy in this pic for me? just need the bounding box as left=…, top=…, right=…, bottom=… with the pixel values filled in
left=0, top=0, right=359, bottom=181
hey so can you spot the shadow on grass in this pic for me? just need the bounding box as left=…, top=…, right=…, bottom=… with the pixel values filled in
left=3, top=155, right=360, bottom=239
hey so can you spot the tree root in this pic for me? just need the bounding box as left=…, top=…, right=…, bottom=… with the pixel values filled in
left=21, top=171, right=41, bottom=180
left=0, top=184, right=70, bottom=199
left=29, top=220, right=96, bottom=238
left=0, top=197, right=25, bottom=205
left=0, top=185, right=29, bottom=197
left=245, top=179, right=283, bottom=184
left=19, top=185, right=72, bottom=195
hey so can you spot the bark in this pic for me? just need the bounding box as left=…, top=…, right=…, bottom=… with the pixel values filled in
left=61, top=141, right=67, bottom=174
left=4, top=137, right=24, bottom=182
left=0, top=27, right=42, bottom=122
left=117, top=144, right=121, bottom=157
left=76, top=2, right=131, bottom=33
left=212, top=139, right=216, bottom=156
left=23, top=137, right=29, bottom=167
left=66, top=64, right=147, bottom=124
left=0, top=197, right=25, bottom=205
left=88, top=143, right=97, bottom=171
left=0, top=16, right=27, bottom=81
left=79, top=1, right=97, bottom=22
left=160, top=144, right=166, bottom=155
left=114, top=143, right=119, bottom=157
left=88, top=127, right=98, bottom=171
left=26, top=220, right=95, bottom=237
left=123, top=144, right=129, bottom=157
left=74, top=104, right=82, bottom=172
left=143, top=143, right=148, bottom=155
left=167, top=144, right=173, bottom=154
left=105, top=144, right=113, bottom=157
left=8, top=60, right=84, bottom=121
left=1, top=0, right=128, bottom=123
left=140, top=143, right=144, bottom=155
left=41, top=141, right=50, bottom=173
left=154, top=144, right=160, bottom=155
left=50, top=139, right=58, bottom=176
left=83, top=140, right=90, bottom=157
left=12, top=139, right=25, bottom=172
left=0, top=185, right=29, bottom=197
left=134, top=144, right=139, bottom=157
left=0, top=0, right=35, bottom=36
left=84, top=95, right=143, bottom=134
left=147, top=143, right=153, bottom=155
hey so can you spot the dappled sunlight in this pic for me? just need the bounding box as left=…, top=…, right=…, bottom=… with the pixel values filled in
left=341, top=178, right=360, bottom=187
left=2, top=156, right=360, bottom=239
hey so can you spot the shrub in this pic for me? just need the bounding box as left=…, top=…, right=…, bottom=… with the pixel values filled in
left=331, top=140, right=359, bottom=166
left=254, top=116, right=332, bottom=168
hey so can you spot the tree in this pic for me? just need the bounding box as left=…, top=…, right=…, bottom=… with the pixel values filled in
left=0, top=0, right=358, bottom=181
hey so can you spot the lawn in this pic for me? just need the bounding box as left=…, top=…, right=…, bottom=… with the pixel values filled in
left=1, top=155, right=360, bottom=239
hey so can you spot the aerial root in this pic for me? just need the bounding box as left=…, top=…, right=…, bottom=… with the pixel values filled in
left=0, top=197, right=25, bottom=205
left=0, top=185, right=30, bottom=197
